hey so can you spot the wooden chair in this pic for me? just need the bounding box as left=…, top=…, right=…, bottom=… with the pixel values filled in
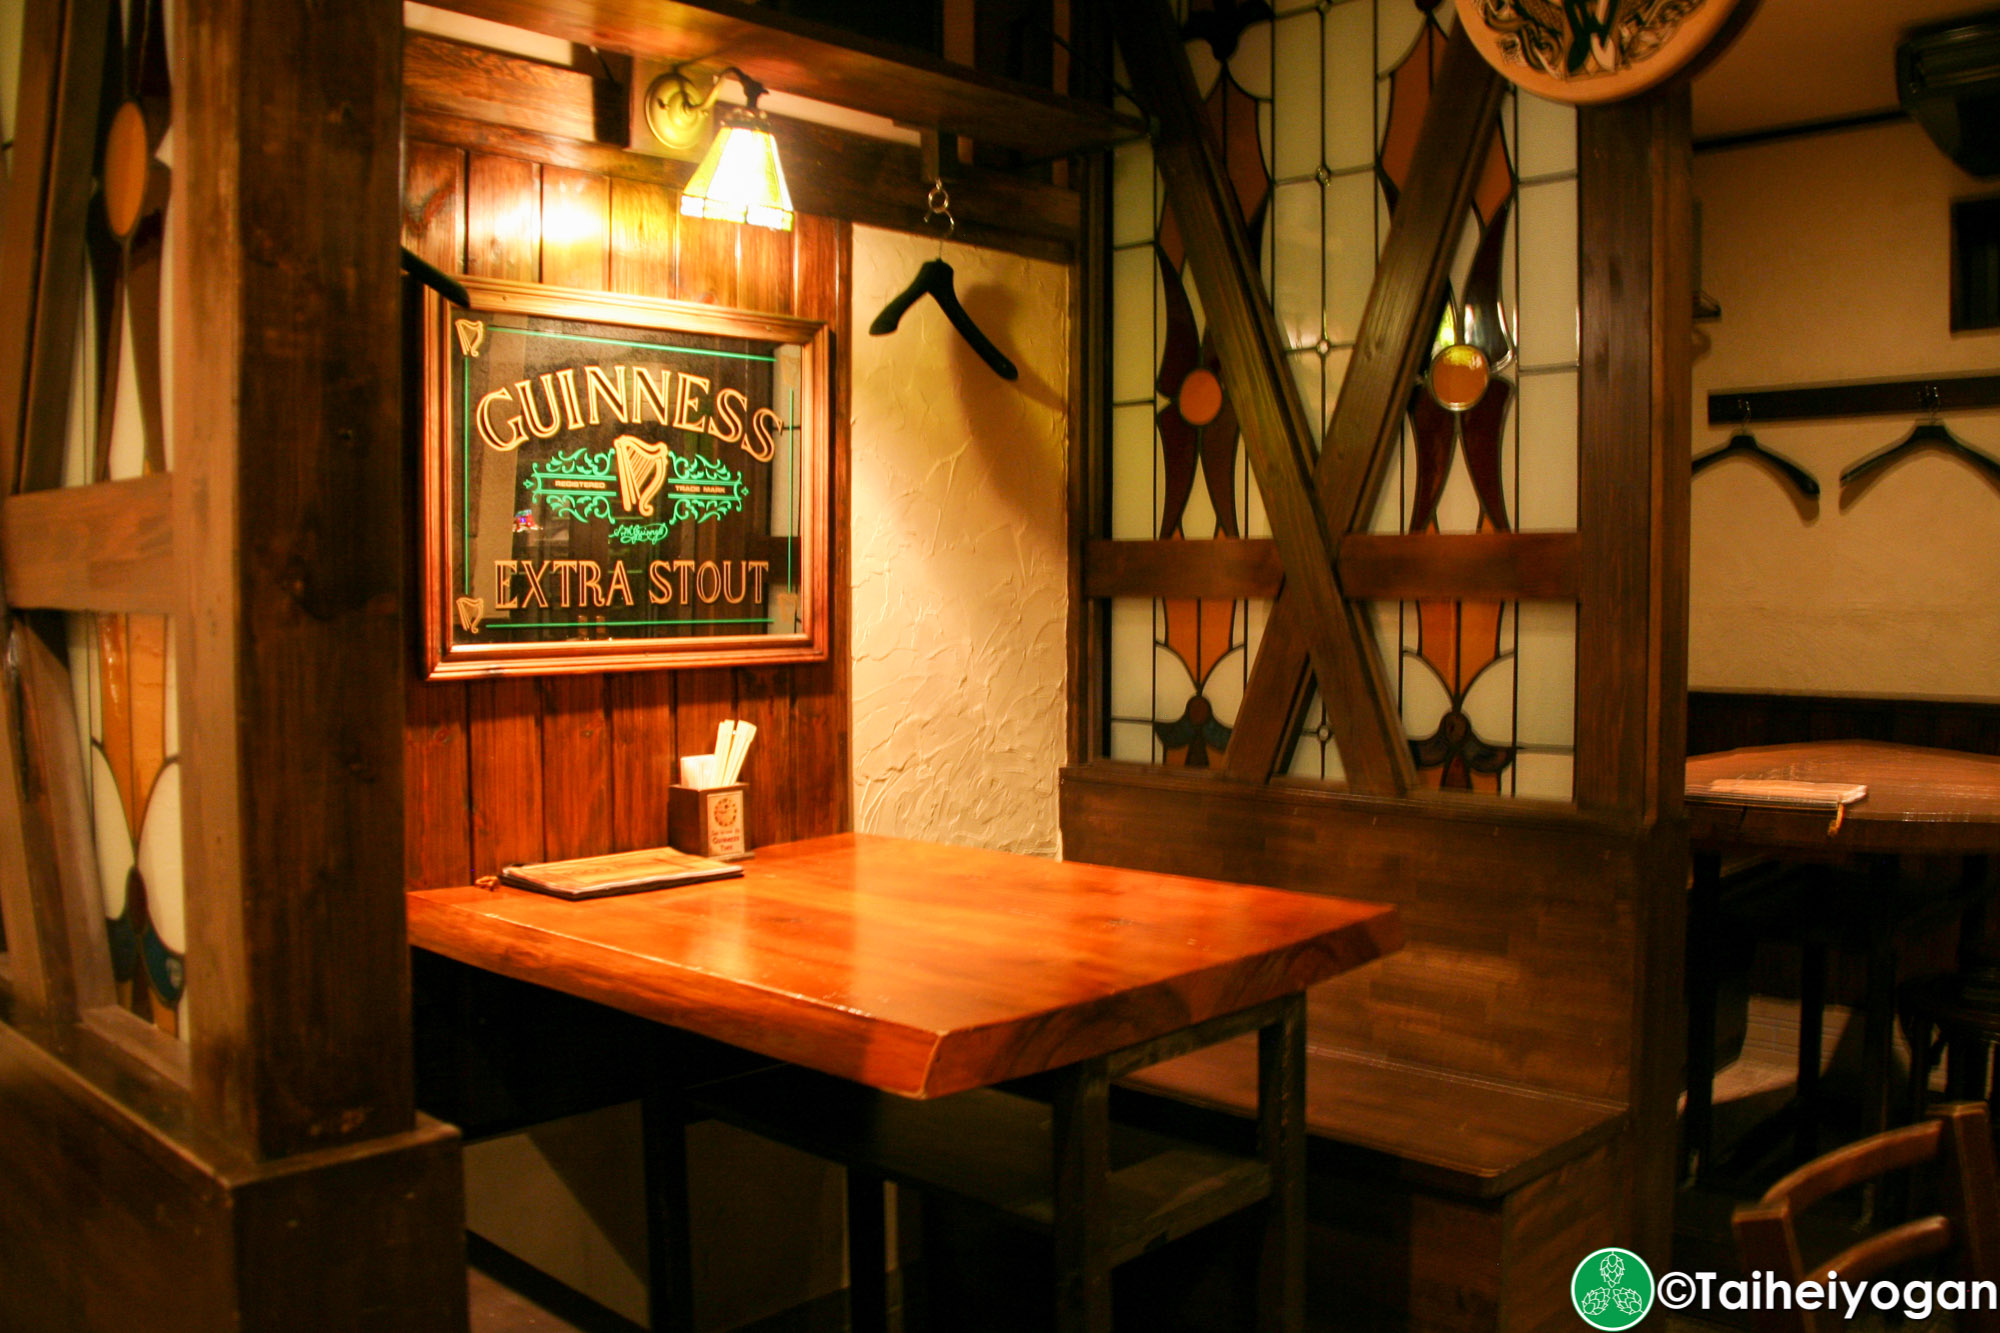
left=1732, top=1102, right=2000, bottom=1333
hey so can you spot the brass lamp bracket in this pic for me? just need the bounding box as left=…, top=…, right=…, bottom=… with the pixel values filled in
left=631, top=62, right=767, bottom=159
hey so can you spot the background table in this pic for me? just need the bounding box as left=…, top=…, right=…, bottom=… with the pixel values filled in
left=408, top=833, right=1401, bottom=1331
left=1683, top=742, right=2000, bottom=1181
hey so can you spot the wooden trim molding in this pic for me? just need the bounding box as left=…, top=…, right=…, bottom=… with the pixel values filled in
left=401, top=34, right=1082, bottom=263
left=1, top=476, right=177, bottom=613
left=424, top=0, right=1139, bottom=157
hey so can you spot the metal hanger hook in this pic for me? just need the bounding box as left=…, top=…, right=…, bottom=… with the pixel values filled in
left=924, top=178, right=956, bottom=251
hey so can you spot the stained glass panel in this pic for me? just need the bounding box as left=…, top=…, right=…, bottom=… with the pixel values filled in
left=45, top=0, right=189, bottom=1036
left=67, top=612, right=187, bottom=1037
left=1104, top=0, right=1578, bottom=799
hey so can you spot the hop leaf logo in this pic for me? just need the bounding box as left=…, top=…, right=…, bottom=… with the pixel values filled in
left=1571, top=1247, right=1653, bottom=1330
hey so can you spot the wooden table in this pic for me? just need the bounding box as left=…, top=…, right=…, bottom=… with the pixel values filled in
left=408, top=833, right=1401, bottom=1333
left=1683, top=742, right=2000, bottom=1182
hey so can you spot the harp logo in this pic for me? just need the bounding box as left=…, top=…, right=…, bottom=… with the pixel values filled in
left=614, top=434, right=672, bottom=516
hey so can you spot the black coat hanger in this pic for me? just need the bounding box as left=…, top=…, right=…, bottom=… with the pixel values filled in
left=1840, top=389, right=2000, bottom=487
left=868, top=179, right=1018, bottom=382
left=1691, top=408, right=1819, bottom=499
left=869, top=258, right=1018, bottom=381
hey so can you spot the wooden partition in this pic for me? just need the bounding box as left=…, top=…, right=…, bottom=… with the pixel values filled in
left=398, top=128, right=854, bottom=889
left=1065, top=6, right=1694, bottom=1313
left=0, top=2, right=465, bottom=1327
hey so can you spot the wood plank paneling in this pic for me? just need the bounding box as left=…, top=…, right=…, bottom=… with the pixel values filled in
left=609, top=670, right=677, bottom=851
left=1060, top=764, right=1639, bottom=1102
left=404, top=108, right=852, bottom=884
left=540, top=167, right=611, bottom=290
left=610, top=178, right=677, bottom=300
left=402, top=140, right=474, bottom=893
left=788, top=213, right=853, bottom=840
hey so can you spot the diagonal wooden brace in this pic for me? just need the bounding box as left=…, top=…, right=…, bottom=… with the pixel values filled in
left=1113, top=0, right=1415, bottom=795
left=1223, top=25, right=1506, bottom=787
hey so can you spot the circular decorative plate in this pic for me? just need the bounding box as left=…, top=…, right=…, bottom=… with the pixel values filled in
left=1453, top=0, right=1757, bottom=105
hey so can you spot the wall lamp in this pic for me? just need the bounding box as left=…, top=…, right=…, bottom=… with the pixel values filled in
left=644, top=65, right=795, bottom=233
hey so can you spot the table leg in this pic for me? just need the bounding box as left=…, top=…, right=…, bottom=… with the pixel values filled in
left=847, top=1168, right=890, bottom=1333
left=1257, top=992, right=1308, bottom=1333
left=641, top=1089, right=697, bottom=1333
left=1051, top=1055, right=1112, bottom=1333
left=1796, top=943, right=1827, bottom=1164
left=1860, top=855, right=1899, bottom=1144
left=1684, top=851, right=1722, bottom=1183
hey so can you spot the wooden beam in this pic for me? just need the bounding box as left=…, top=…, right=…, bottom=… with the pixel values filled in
left=1114, top=0, right=1410, bottom=796
left=425, top=0, right=1140, bottom=158
left=1575, top=100, right=1691, bottom=817
left=1083, top=538, right=1284, bottom=600
left=400, top=39, right=1081, bottom=263
left=179, top=0, right=416, bottom=1158
left=1, top=476, right=177, bottom=613
left=1337, top=533, right=1579, bottom=602
left=403, top=31, right=610, bottom=143
left=1084, top=533, right=1581, bottom=602
left=1223, top=25, right=1505, bottom=785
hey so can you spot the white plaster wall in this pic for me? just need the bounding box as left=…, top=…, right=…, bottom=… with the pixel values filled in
left=850, top=226, right=1071, bottom=855
left=1690, top=121, right=2000, bottom=697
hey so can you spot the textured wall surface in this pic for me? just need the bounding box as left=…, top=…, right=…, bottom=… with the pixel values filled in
left=1691, top=121, right=2000, bottom=697
left=850, top=226, right=1071, bottom=855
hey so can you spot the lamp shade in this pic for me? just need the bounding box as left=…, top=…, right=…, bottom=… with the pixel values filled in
left=681, top=108, right=794, bottom=232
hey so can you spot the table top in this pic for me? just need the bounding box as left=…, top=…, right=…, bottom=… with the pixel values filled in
left=1686, top=741, right=2000, bottom=854
left=407, top=833, right=1401, bottom=1099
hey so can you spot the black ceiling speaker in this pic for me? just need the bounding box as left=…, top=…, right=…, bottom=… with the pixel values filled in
left=1899, top=9, right=2000, bottom=178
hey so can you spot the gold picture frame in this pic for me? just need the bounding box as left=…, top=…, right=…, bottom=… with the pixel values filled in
left=421, top=276, right=830, bottom=678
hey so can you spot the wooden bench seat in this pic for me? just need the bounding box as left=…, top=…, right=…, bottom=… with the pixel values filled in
left=1122, top=1037, right=1627, bottom=1200
left=1111, top=1022, right=1630, bottom=1331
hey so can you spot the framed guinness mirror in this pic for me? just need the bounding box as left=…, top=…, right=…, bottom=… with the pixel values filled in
left=421, top=277, right=830, bottom=678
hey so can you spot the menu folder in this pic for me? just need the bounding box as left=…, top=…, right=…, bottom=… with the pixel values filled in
left=499, top=845, right=745, bottom=900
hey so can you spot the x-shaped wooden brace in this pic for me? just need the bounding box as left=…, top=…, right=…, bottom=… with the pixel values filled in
left=1113, top=1, right=1506, bottom=796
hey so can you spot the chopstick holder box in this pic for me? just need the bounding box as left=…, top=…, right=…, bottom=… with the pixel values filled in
left=670, top=783, right=750, bottom=861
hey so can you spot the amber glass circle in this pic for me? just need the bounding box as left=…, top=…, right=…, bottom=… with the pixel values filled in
left=1428, top=344, right=1490, bottom=412
left=103, top=102, right=151, bottom=239
left=1178, top=367, right=1224, bottom=426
